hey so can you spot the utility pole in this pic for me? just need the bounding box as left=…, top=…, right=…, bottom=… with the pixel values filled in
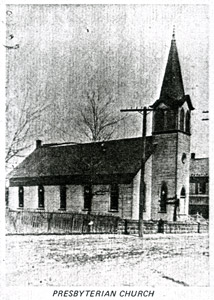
left=121, top=106, right=153, bottom=237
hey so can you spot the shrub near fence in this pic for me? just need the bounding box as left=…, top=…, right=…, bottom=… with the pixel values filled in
left=5, top=209, right=120, bottom=235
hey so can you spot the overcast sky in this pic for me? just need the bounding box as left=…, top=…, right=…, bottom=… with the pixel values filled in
left=6, top=4, right=209, bottom=162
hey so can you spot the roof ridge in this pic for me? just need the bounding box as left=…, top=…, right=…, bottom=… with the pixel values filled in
left=41, top=136, right=153, bottom=148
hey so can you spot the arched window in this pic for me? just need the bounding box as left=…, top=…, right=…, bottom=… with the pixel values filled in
left=160, top=182, right=167, bottom=213
left=180, top=187, right=186, bottom=198
left=19, top=186, right=24, bottom=208
left=38, top=185, right=44, bottom=208
left=180, top=108, right=185, bottom=131
left=166, top=110, right=176, bottom=130
left=154, top=109, right=164, bottom=132
left=186, top=111, right=190, bottom=133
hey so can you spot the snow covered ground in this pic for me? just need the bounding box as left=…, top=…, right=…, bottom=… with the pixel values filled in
left=5, top=233, right=209, bottom=287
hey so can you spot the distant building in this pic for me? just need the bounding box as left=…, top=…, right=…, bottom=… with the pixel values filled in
left=189, top=154, right=209, bottom=219
left=7, top=31, right=209, bottom=221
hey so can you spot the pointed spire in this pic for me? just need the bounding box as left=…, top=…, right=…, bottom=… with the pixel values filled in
left=160, top=27, right=185, bottom=101
left=172, top=25, right=175, bottom=40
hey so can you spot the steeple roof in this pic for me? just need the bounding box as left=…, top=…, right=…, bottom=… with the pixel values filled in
left=150, top=28, right=194, bottom=111
left=160, top=28, right=185, bottom=101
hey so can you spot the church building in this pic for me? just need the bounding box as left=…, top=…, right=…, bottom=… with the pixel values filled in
left=8, top=31, right=197, bottom=222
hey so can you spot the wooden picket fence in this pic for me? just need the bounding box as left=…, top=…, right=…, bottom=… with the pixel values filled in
left=5, top=209, right=120, bottom=234
left=5, top=209, right=208, bottom=235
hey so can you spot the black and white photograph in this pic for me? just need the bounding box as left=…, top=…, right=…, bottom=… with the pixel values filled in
left=1, top=1, right=212, bottom=300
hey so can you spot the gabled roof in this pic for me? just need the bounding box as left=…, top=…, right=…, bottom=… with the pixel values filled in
left=9, top=137, right=154, bottom=186
left=190, top=158, right=209, bottom=177
left=151, top=95, right=194, bottom=110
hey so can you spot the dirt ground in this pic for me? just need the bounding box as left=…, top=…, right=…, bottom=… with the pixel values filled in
left=5, top=233, right=209, bottom=287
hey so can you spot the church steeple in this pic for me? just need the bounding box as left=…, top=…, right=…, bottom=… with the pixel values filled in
left=160, top=26, right=185, bottom=101
left=151, top=28, right=194, bottom=135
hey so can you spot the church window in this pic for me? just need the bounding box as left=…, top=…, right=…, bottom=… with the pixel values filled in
left=154, top=109, right=164, bottom=132
left=186, top=111, right=190, bottom=133
left=160, top=182, right=167, bottom=213
left=19, top=186, right=24, bottom=208
left=180, top=187, right=186, bottom=197
left=110, top=184, right=119, bottom=211
left=38, top=185, right=44, bottom=208
left=84, top=185, right=92, bottom=210
left=180, top=108, right=185, bottom=131
left=60, top=185, right=66, bottom=210
left=166, top=110, right=176, bottom=130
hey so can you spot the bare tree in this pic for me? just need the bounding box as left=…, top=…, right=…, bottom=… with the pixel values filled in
left=5, top=90, right=50, bottom=171
left=70, top=86, right=128, bottom=216
left=73, top=87, right=127, bottom=142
